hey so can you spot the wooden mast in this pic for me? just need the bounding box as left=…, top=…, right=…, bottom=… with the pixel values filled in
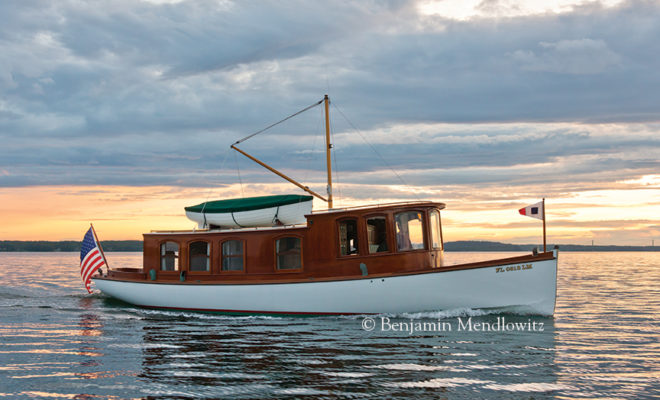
left=324, top=94, right=333, bottom=209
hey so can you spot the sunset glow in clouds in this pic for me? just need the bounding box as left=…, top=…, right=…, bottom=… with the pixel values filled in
left=0, top=0, right=658, bottom=245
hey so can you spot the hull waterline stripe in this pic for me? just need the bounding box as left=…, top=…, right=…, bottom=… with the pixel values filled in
left=137, top=304, right=365, bottom=316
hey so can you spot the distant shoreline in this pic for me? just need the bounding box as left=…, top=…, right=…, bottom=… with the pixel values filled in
left=0, top=240, right=657, bottom=252
left=444, top=240, right=659, bottom=252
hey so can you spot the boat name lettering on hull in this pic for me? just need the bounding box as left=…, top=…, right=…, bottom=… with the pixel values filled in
left=495, top=264, right=533, bottom=273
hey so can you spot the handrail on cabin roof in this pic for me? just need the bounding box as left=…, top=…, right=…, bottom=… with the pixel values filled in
left=147, top=224, right=309, bottom=235
left=310, top=200, right=445, bottom=215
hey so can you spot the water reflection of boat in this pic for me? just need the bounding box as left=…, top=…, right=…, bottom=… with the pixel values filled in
left=135, top=314, right=560, bottom=396
left=92, top=96, right=558, bottom=316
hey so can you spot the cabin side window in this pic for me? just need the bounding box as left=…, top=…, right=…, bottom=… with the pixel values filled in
left=189, top=241, right=210, bottom=272
left=160, top=241, right=179, bottom=271
left=338, top=219, right=359, bottom=256
left=366, top=216, right=389, bottom=253
left=395, top=211, right=425, bottom=251
left=222, top=240, right=244, bottom=271
left=429, top=210, right=443, bottom=250
left=276, top=237, right=302, bottom=270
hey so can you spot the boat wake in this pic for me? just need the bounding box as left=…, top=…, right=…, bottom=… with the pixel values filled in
left=128, top=307, right=283, bottom=321
left=337, top=306, right=546, bottom=320
left=95, top=305, right=543, bottom=321
left=399, top=307, right=495, bottom=319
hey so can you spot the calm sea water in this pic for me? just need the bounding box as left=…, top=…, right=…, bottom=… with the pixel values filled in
left=0, top=252, right=658, bottom=399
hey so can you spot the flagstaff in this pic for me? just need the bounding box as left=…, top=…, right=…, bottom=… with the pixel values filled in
left=90, top=223, right=109, bottom=273
left=542, top=198, right=547, bottom=252
left=519, top=199, right=547, bottom=253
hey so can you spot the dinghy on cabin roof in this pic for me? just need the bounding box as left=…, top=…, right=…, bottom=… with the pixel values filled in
left=185, top=194, right=313, bottom=229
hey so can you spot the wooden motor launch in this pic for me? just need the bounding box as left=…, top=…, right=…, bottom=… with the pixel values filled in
left=91, top=95, right=558, bottom=316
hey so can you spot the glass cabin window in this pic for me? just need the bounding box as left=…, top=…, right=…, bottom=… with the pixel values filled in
left=367, top=216, right=388, bottom=253
left=276, top=237, right=302, bottom=270
left=429, top=210, right=442, bottom=250
left=160, top=242, right=179, bottom=271
left=189, top=241, right=210, bottom=272
left=222, top=240, right=244, bottom=271
left=395, top=211, right=425, bottom=251
left=338, top=219, right=359, bottom=256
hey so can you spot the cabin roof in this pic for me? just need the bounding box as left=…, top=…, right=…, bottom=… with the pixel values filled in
left=146, top=200, right=445, bottom=235
left=309, top=201, right=445, bottom=215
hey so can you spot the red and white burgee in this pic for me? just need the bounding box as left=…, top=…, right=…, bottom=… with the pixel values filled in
left=519, top=201, right=544, bottom=220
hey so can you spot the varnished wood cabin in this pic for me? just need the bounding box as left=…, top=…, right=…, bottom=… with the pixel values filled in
left=107, top=202, right=447, bottom=283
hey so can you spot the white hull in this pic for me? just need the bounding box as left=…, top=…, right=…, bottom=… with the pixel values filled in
left=93, top=251, right=558, bottom=316
left=186, top=200, right=313, bottom=228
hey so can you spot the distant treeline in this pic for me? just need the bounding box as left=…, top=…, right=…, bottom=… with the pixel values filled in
left=0, top=239, right=657, bottom=252
left=0, top=240, right=142, bottom=252
left=444, top=240, right=659, bottom=252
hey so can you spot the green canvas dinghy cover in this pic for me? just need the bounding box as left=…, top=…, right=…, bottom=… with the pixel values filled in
left=185, top=194, right=313, bottom=214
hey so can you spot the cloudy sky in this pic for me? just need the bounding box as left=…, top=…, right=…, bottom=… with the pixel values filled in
left=1, top=0, right=659, bottom=244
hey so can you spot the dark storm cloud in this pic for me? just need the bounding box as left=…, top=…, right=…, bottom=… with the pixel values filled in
left=0, top=0, right=658, bottom=188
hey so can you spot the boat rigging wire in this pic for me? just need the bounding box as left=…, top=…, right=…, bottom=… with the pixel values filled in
left=230, top=97, right=330, bottom=203
left=331, top=102, right=422, bottom=202
left=329, top=108, right=342, bottom=204
left=200, top=147, right=233, bottom=222
left=301, top=106, right=325, bottom=184
left=233, top=150, right=245, bottom=197
left=232, top=99, right=324, bottom=145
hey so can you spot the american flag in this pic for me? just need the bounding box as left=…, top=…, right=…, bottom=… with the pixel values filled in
left=80, top=226, right=106, bottom=293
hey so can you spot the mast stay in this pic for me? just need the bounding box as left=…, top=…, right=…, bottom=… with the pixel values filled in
left=230, top=95, right=334, bottom=209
